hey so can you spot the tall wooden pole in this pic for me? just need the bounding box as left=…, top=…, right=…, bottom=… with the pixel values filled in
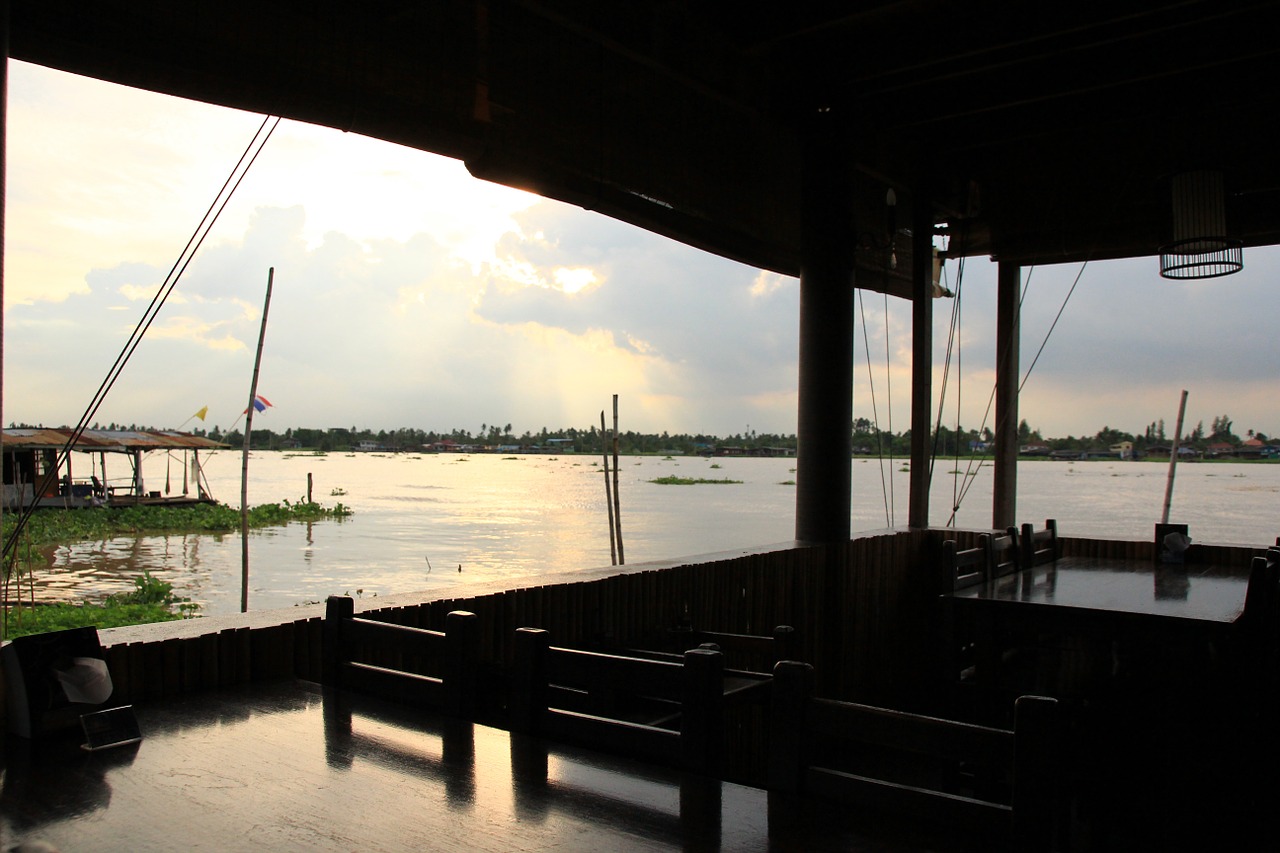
left=601, top=410, right=616, bottom=565
left=241, top=268, right=274, bottom=612
left=612, top=394, right=624, bottom=565
left=993, top=262, right=1021, bottom=529
left=1161, top=390, right=1189, bottom=525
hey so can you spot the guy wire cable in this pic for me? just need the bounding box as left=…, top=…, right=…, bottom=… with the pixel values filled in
left=945, top=266, right=1036, bottom=524
left=857, top=289, right=892, bottom=527
left=945, top=255, right=1094, bottom=523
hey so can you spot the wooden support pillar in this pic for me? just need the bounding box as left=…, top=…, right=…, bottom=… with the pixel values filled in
left=908, top=195, right=933, bottom=528
left=993, top=261, right=1020, bottom=529
left=795, top=123, right=854, bottom=544
left=1, top=3, right=8, bottom=534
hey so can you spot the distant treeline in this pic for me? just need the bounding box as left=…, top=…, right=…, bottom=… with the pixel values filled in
left=12, top=413, right=1269, bottom=456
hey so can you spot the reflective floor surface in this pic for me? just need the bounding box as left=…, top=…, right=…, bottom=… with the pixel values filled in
left=1, top=680, right=974, bottom=852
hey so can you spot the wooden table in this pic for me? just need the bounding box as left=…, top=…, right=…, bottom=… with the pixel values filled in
left=0, top=680, right=970, bottom=852
left=951, top=556, right=1252, bottom=629
left=942, top=556, right=1271, bottom=848
left=945, top=556, right=1255, bottom=726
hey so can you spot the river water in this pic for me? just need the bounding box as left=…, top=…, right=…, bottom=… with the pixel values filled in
left=30, top=451, right=1280, bottom=616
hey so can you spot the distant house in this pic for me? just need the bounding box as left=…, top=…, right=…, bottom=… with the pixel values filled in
left=1205, top=442, right=1235, bottom=458
left=1110, top=440, right=1134, bottom=460
left=1238, top=437, right=1267, bottom=458
left=1019, top=444, right=1051, bottom=456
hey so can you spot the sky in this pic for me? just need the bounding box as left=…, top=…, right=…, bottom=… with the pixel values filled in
left=4, top=62, right=1277, bottom=441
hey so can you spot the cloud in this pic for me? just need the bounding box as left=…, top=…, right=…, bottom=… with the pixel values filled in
left=7, top=60, right=1277, bottom=441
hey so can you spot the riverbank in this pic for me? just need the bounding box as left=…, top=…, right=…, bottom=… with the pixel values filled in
left=1, top=500, right=352, bottom=639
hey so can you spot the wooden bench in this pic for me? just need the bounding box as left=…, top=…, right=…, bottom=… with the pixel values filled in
left=1019, top=519, right=1060, bottom=567
left=661, top=624, right=797, bottom=670
left=322, top=595, right=479, bottom=718
left=770, top=660, right=1060, bottom=852
left=510, top=627, right=725, bottom=775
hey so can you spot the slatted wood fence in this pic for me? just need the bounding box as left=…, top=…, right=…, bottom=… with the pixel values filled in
left=93, top=529, right=1270, bottom=713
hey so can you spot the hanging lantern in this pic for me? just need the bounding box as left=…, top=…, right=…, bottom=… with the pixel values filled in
left=1159, top=170, right=1242, bottom=279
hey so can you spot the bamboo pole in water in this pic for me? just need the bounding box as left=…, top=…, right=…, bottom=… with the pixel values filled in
left=613, top=394, right=625, bottom=565
left=241, top=268, right=274, bottom=613
left=601, top=410, right=617, bottom=565
left=1161, top=389, right=1189, bottom=525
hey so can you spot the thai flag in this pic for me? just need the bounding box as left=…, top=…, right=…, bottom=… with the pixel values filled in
left=244, top=395, right=273, bottom=414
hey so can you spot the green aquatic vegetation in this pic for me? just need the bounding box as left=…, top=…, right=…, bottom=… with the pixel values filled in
left=709, top=463, right=722, bottom=469
left=6, top=500, right=352, bottom=547
left=2, top=571, right=195, bottom=640
left=648, top=476, right=743, bottom=485
left=778, top=480, right=796, bottom=486
left=2, top=500, right=352, bottom=637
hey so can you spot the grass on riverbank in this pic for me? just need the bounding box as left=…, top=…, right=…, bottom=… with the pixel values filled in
left=1, top=500, right=352, bottom=639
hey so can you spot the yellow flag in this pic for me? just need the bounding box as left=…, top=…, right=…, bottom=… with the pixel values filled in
left=194, top=406, right=209, bottom=421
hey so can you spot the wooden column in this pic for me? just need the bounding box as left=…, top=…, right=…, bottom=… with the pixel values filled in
left=0, top=4, right=8, bottom=535
left=795, top=123, right=854, bottom=544
left=993, top=261, right=1020, bottom=529
left=908, top=195, right=933, bottom=528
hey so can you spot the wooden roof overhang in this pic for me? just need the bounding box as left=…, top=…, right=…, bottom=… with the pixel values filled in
left=12, top=1, right=1280, bottom=301
left=1, top=428, right=226, bottom=454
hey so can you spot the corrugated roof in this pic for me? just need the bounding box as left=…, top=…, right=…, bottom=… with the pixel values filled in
left=1, top=428, right=226, bottom=452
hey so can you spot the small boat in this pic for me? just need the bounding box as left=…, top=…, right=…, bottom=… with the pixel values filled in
left=2, top=427, right=226, bottom=510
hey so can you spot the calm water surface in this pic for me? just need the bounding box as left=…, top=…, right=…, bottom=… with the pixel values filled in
left=34, top=452, right=1280, bottom=616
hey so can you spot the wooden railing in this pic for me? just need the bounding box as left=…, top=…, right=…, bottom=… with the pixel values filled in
left=90, top=529, right=1273, bottom=711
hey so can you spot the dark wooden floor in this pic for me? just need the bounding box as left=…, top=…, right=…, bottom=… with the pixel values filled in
left=2, top=681, right=978, bottom=852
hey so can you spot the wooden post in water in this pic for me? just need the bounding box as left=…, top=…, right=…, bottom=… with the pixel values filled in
left=241, top=268, right=274, bottom=613
left=1161, top=389, right=1189, bottom=525
left=307, top=472, right=313, bottom=504
left=612, top=394, right=625, bottom=565
left=601, top=411, right=617, bottom=565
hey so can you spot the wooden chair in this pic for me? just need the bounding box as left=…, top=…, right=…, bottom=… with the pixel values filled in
left=770, top=661, right=1060, bottom=852
left=322, top=595, right=480, bottom=718
left=941, top=537, right=991, bottom=593
left=983, top=529, right=1020, bottom=579
left=510, top=627, right=725, bottom=775
left=937, top=539, right=988, bottom=718
left=1019, top=519, right=1060, bottom=567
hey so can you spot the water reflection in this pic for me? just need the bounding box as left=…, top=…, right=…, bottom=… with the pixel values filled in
left=26, top=454, right=1280, bottom=615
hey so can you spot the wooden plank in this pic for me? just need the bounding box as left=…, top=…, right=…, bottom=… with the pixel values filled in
left=540, top=707, right=683, bottom=764
left=161, top=637, right=182, bottom=697
left=808, top=697, right=1014, bottom=765
left=342, top=662, right=445, bottom=706
left=806, top=767, right=1011, bottom=837
left=546, top=646, right=686, bottom=699
left=345, top=616, right=444, bottom=659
